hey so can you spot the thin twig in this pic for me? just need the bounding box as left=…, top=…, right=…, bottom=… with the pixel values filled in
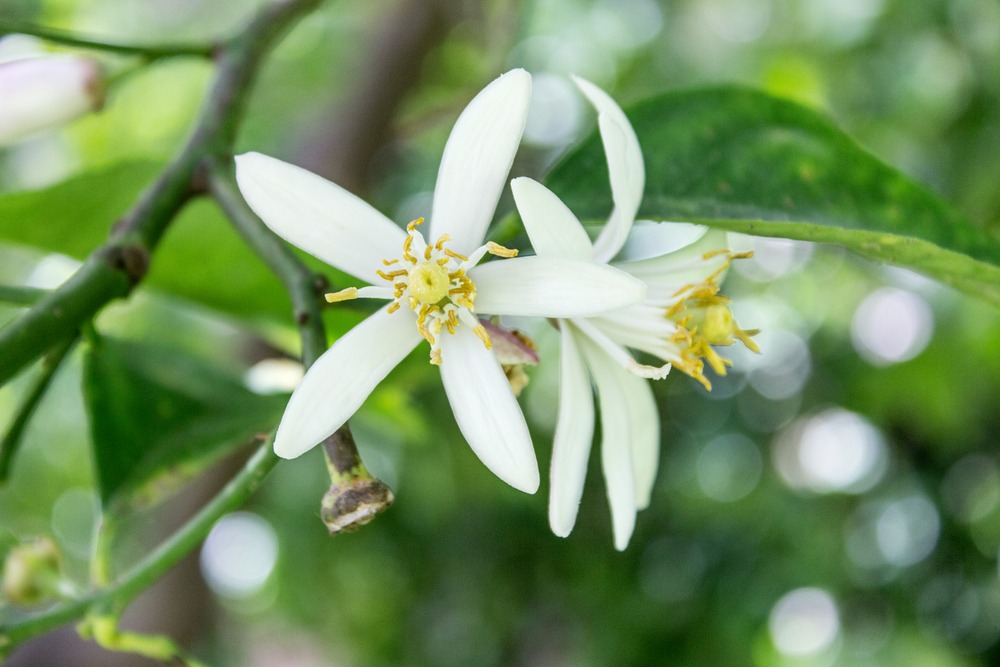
left=206, top=159, right=328, bottom=367
left=0, top=0, right=321, bottom=386
left=207, top=159, right=392, bottom=530
left=0, top=285, right=48, bottom=306
left=0, top=439, right=279, bottom=650
left=0, top=20, right=214, bottom=59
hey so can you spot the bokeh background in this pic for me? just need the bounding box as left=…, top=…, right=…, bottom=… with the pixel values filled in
left=2, top=0, right=1000, bottom=665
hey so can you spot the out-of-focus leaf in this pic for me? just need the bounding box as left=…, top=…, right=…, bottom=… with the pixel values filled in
left=545, top=87, right=1000, bottom=305
left=143, top=198, right=298, bottom=322
left=0, top=163, right=336, bottom=322
left=83, top=336, right=287, bottom=512
left=0, top=162, right=162, bottom=256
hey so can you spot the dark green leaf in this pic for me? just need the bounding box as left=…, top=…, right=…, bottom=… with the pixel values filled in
left=545, top=87, right=1000, bottom=305
left=83, top=336, right=287, bottom=512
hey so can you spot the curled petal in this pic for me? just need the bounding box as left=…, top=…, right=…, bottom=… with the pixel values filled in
left=273, top=307, right=421, bottom=459
left=573, top=77, right=645, bottom=263
left=430, top=69, right=531, bottom=253
left=235, top=152, right=405, bottom=284
left=511, top=177, right=593, bottom=260
left=439, top=326, right=539, bottom=493
left=470, top=256, right=646, bottom=318
left=548, top=325, right=595, bottom=537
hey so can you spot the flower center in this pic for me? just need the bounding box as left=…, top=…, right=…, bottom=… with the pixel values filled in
left=407, top=262, right=451, bottom=304
left=323, top=218, right=518, bottom=365
left=666, top=250, right=759, bottom=390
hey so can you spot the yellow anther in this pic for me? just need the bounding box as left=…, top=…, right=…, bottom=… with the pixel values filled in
left=429, top=348, right=442, bottom=365
left=735, top=327, right=762, bottom=353
left=377, top=268, right=407, bottom=281
left=325, top=287, right=358, bottom=303
left=486, top=241, right=518, bottom=258
left=473, top=324, right=492, bottom=349
left=444, top=248, right=468, bottom=262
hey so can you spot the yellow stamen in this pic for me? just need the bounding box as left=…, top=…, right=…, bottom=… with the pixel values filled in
left=377, top=268, right=408, bottom=281
left=473, top=324, right=492, bottom=349
left=486, top=242, right=518, bottom=258
left=325, top=287, right=358, bottom=303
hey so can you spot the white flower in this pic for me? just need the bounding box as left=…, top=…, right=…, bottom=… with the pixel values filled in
left=235, top=69, right=647, bottom=494
left=0, top=55, right=103, bottom=146
left=513, top=77, right=758, bottom=547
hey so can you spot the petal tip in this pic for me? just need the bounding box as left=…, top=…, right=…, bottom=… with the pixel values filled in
left=512, top=466, right=540, bottom=494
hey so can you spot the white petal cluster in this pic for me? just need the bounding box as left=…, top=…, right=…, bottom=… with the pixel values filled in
left=238, top=70, right=757, bottom=546
left=236, top=70, right=646, bottom=495
left=0, top=55, right=103, bottom=146
left=513, top=77, right=758, bottom=550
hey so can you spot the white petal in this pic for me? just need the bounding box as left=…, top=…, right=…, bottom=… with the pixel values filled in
left=470, top=256, right=646, bottom=317
left=511, top=177, right=593, bottom=260
left=235, top=152, right=405, bottom=284
left=438, top=326, right=539, bottom=493
left=619, top=369, right=660, bottom=509
left=614, top=228, right=731, bottom=305
left=591, top=116, right=644, bottom=263
left=617, top=221, right=709, bottom=262
left=572, top=316, right=671, bottom=379
left=577, top=333, right=637, bottom=551
left=573, top=77, right=645, bottom=263
left=548, top=325, right=595, bottom=537
left=429, top=69, right=531, bottom=253
left=273, top=306, right=421, bottom=459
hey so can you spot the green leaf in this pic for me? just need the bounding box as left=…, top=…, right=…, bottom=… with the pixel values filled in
left=83, top=336, right=287, bottom=512
left=545, top=86, right=1000, bottom=305
left=0, top=162, right=163, bottom=257
left=0, top=162, right=323, bottom=322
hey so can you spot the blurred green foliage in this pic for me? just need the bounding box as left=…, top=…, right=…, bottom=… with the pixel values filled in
left=2, top=0, right=1000, bottom=666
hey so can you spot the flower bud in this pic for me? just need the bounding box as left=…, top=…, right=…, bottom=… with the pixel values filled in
left=2, top=536, right=63, bottom=605
left=0, top=55, right=104, bottom=146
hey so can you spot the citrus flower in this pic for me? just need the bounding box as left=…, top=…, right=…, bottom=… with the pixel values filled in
left=236, top=69, right=647, bottom=494
left=0, top=55, right=103, bottom=146
left=512, top=77, right=758, bottom=546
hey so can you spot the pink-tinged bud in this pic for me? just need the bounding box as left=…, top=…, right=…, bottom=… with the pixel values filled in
left=0, top=55, right=104, bottom=146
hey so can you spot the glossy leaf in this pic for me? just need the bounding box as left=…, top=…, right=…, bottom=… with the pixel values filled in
left=545, top=87, right=1000, bottom=305
left=83, top=336, right=287, bottom=512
